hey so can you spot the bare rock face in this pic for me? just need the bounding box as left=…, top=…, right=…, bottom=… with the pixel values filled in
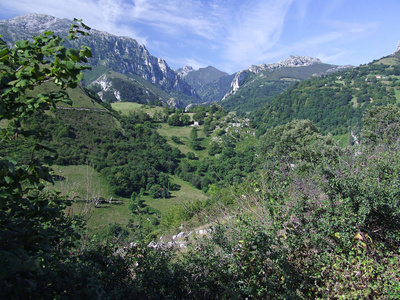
left=90, top=74, right=121, bottom=102
left=175, top=66, right=195, bottom=77
left=222, top=70, right=249, bottom=100
left=249, top=55, right=323, bottom=73
left=395, top=41, right=400, bottom=54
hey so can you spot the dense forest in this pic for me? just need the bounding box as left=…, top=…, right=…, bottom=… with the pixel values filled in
left=1, top=23, right=400, bottom=299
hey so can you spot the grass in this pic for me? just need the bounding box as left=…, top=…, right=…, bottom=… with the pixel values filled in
left=157, top=122, right=218, bottom=159
left=83, top=66, right=110, bottom=83
left=157, top=123, right=195, bottom=139
left=144, top=175, right=207, bottom=213
left=48, top=165, right=113, bottom=199
left=111, top=102, right=165, bottom=117
left=235, top=136, right=258, bottom=152
left=111, top=102, right=142, bottom=115
left=351, top=96, right=359, bottom=108
left=73, top=199, right=132, bottom=235
left=375, top=57, right=400, bottom=66
left=333, top=133, right=349, bottom=147
left=158, top=123, right=198, bottom=154
left=46, top=164, right=207, bottom=235
left=110, top=104, right=226, bottom=159
left=395, top=89, right=400, bottom=103
left=28, top=82, right=105, bottom=109
left=46, top=165, right=131, bottom=234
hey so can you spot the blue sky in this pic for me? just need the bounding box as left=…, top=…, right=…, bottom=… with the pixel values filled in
left=1, top=0, right=399, bottom=74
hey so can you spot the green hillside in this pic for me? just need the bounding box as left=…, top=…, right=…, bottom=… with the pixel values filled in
left=253, top=55, right=400, bottom=136
left=222, top=79, right=293, bottom=115
left=183, top=66, right=229, bottom=91
left=46, top=165, right=207, bottom=235
left=221, top=62, right=337, bottom=115
left=197, top=73, right=235, bottom=103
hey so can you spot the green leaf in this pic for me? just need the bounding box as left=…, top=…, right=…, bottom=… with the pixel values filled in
left=81, top=22, right=91, bottom=30
left=65, top=60, right=76, bottom=70
left=14, top=40, right=28, bottom=49
left=4, top=176, right=14, bottom=184
left=76, top=72, right=84, bottom=81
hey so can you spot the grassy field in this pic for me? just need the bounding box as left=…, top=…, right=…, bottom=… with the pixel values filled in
left=111, top=101, right=164, bottom=117
left=395, top=89, right=400, bottom=103
left=46, top=165, right=207, bottom=234
left=48, top=165, right=113, bottom=199
left=46, top=165, right=131, bottom=234
left=110, top=102, right=218, bottom=158
left=73, top=199, right=132, bottom=235
left=29, top=82, right=105, bottom=109
left=157, top=122, right=216, bottom=160
left=144, top=175, right=207, bottom=213
left=157, top=123, right=197, bottom=152
left=235, top=136, right=258, bottom=152
left=333, top=133, right=350, bottom=147
left=375, top=56, right=400, bottom=65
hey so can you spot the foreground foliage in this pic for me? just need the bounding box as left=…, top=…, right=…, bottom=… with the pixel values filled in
left=0, top=20, right=139, bottom=299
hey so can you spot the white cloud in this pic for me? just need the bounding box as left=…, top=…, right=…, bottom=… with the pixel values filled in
left=325, top=19, right=378, bottom=35
left=293, top=0, right=311, bottom=21
left=181, top=58, right=207, bottom=71
left=222, top=0, right=293, bottom=69
left=128, top=0, right=224, bottom=39
left=317, top=50, right=350, bottom=64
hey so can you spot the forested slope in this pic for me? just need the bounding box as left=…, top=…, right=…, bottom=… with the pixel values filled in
left=253, top=55, right=400, bottom=136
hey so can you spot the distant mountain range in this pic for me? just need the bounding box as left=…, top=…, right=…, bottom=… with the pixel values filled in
left=176, top=66, right=234, bottom=104
left=176, top=55, right=351, bottom=114
left=0, top=13, right=352, bottom=111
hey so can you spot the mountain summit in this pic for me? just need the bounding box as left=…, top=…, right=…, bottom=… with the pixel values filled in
left=176, top=66, right=195, bottom=77
left=222, top=55, right=332, bottom=101
left=248, top=55, right=323, bottom=73
left=395, top=41, right=400, bottom=54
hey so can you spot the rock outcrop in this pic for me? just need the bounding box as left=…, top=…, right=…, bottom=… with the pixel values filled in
left=248, top=55, right=323, bottom=74
left=395, top=41, right=400, bottom=54
left=175, top=66, right=195, bottom=77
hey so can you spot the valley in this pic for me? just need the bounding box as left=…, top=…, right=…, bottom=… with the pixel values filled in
left=1, top=14, right=400, bottom=299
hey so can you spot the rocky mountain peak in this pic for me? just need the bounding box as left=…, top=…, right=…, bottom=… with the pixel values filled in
left=4, top=13, right=67, bottom=31
left=248, top=55, right=322, bottom=73
left=280, top=55, right=322, bottom=67
left=176, top=66, right=195, bottom=77
left=223, top=55, right=327, bottom=100
left=395, top=41, right=400, bottom=54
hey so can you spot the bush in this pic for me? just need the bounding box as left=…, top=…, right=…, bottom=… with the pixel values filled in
left=187, top=152, right=196, bottom=159
left=171, top=135, right=181, bottom=144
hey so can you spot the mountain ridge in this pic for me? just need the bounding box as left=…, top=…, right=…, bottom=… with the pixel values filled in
left=0, top=13, right=356, bottom=112
left=223, top=55, right=337, bottom=100
left=0, top=13, right=200, bottom=107
left=178, top=66, right=229, bottom=90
